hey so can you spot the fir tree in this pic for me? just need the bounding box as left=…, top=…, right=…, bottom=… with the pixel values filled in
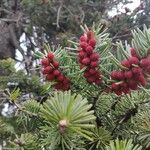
left=0, top=24, right=150, bottom=150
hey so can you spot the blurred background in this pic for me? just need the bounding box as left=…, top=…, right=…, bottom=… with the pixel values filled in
left=0, top=0, right=149, bottom=67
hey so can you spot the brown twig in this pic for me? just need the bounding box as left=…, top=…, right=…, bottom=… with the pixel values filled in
left=112, top=33, right=132, bottom=40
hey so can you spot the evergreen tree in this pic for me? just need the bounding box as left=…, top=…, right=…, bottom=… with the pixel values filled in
left=0, top=0, right=150, bottom=150
left=0, top=24, right=150, bottom=150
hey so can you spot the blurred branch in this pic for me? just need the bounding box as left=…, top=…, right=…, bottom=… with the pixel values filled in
left=79, top=7, right=85, bottom=24
left=8, top=24, right=24, bottom=56
left=0, top=7, right=13, bottom=14
left=0, top=18, right=18, bottom=22
left=56, top=2, right=63, bottom=29
left=112, top=33, right=132, bottom=40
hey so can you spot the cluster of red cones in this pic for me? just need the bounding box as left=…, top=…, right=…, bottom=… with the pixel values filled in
left=40, top=37, right=149, bottom=95
left=78, top=31, right=102, bottom=85
left=111, top=48, right=150, bottom=95
left=41, top=52, right=70, bottom=91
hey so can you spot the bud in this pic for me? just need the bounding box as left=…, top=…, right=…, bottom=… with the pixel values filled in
left=129, top=57, right=139, bottom=65
left=59, top=119, right=68, bottom=133
left=82, top=58, right=90, bottom=65
left=140, top=58, right=150, bottom=67
left=90, top=61, right=98, bottom=68
left=90, top=52, right=100, bottom=61
left=80, top=42, right=88, bottom=49
left=80, top=35, right=87, bottom=42
left=46, top=74, right=55, bottom=81
left=53, top=69, right=61, bottom=76
left=130, top=48, right=138, bottom=58
left=89, top=38, right=96, bottom=47
left=121, top=60, right=130, bottom=68
left=41, top=58, right=49, bottom=66
left=86, top=46, right=93, bottom=54
left=47, top=52, right=54, bottom=60
left=124, top=71, right=133, bottom=79
left=52, top=61, right=59, bottom=68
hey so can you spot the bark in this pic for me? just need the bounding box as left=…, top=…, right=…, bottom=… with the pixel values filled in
left=0, top=21, right=15, bottom=59
left=0, top=0, right=23, bottom=59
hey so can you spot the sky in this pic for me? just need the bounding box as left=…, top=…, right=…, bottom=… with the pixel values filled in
left=108, top=0, right=141, bottom=16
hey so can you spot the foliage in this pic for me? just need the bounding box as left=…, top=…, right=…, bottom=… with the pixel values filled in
left=0, top=58, right=16, bottom=75
left=0, top=0, right=150, bottom=149
left=7, top=133, right=40, bottom=150
left=133, top=110, right=150, bottom=149
left=105, top=139, right=142, bottom=150
left=39, top=90, right=95, bottom=149
left=88, top=127, right=112, bottom=150
left=0, top=15, right=150, bottom=150
left=1, top=91, right=96, bottom=149
left=9, top=88, right=21, bottom=102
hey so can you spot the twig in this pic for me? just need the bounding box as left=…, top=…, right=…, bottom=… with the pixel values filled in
left=0, top=18, right=18, bottom=22
left=138, top=100, right=150, bottom=105
left=111, top=100, right=150, bottom=135
left=111, top=106, right=138, bottom=135
left=3, top=89, right=38, bottom=117
left=0, top=7, right=13, bottom=14
left=56, top=3, right=63, bottom=29
left=79, top=7, right=85, bottom=24
left=14, top=102, right=37, bottom=117
left=16, top=12, right=23, bottom=27
left=105, top=97, right=122, bottom=114
left=112, top=33, right=132, bottom=40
